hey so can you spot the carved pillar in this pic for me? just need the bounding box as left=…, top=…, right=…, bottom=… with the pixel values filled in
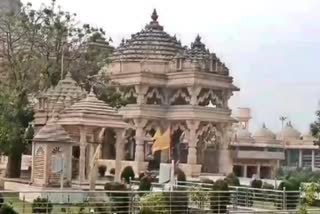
left=218, top=123, right=233, bottom=175
left=135, top=85, right=148, bottom=105
left=134, top=119, right=148, bottom=162
left=187, top=120, right=200, bottom=164
left=79, top=127, right=87, bottom=183
left=115, top=129, right=125, bottom=182
left=187, top=86, right=201, bottom=105
left=223, top=90, right=233, bottom=109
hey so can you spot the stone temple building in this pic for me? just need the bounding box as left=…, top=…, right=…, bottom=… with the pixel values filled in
left=30, top=9, right=239, bottom=183
left=230, top=108, right=319, bottom=179
left=104, top=9, right=239, bottom=176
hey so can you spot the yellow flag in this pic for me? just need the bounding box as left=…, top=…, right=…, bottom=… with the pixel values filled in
left=152, top=128, right=171, bottom=154
left=152, top=128, right=162, bottom=140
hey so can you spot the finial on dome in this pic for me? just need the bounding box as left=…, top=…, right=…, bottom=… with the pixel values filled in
left=89, top=86, right=95, bottom=96
left=151, top=9, right=158, bottom=21
left=65, top=71, right=72, bottom=79
left=287, top=121, right=293, bottom=127
left=195, top=34, right=201, bottom=42
left=262, top=123, right=266, bottom=128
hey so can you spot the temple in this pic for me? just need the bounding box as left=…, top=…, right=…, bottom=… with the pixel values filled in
left=230, top=108, right=319, bottom=179
left=30, top=9, right=239, bottom=185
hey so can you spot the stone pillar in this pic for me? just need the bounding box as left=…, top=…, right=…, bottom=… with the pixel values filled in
left=243, top=165, right=247, bottom=178
left=187, top=120, right=200, bottom=164
left=79, top=127, right=87, bottom=183
left=312, top=150, right=315, bottom=171
left=257, top=164, right=261, bottom=179
left=299, top=149, right=303, bottom=168
left=218, top=124, right=233, bottom=175
left=115, top=129, right=125, bottom=182
left=135, top=126, right=144, bottom=162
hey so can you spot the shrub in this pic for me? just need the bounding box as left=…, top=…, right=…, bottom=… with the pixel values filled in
left=225, top=173, right=240, bottom=186
left=211, top=179, right=230, bottom=214
left=109, top=168, right=115, bottom=175
left=0, top=194, right=3, bottom=208
left=32, top=197, right=53, bottom=213
left=276, top=180, right=300, bottom=210
left=140, top=193, right=168, bottom=214
left=251, top=179, right=263, bottom=189
left=139, top=175, right=152, bottom=192
left=121, top=166, right=135, bottom=183
left=175, top=168, right=186, bottom=185
left=104, top=182, right=130, bottom=214
left=98, top=165, right=107, bottom=177
left=0, top=204, right=18, bottom=214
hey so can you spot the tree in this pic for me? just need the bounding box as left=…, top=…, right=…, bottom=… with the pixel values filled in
left=0, top=0, right=127, bottom=177
left=310, top=110, right=320, bottom=146
left=0, top=89, right=34, bottom=178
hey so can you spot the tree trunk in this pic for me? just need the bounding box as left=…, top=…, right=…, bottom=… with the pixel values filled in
left=6, top=153, right=22, bottom=178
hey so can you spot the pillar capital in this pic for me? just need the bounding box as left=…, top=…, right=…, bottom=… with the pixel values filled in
left=186, top=120, right=200, bottom=131
left=135, top=85, right=149, bottom=105
left=187, top=86, right=202, bottom=105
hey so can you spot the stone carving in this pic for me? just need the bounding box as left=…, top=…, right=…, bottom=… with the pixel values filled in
left=145, top=87, right=165, bottom=104
left=169, top=88, right=191, bottom=105
left=197, top=89, right=223, bottom=107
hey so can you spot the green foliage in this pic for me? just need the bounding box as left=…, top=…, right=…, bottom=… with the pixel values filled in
left=109, top=168, right=115, bottom=175
left=121, top=166, right=135, bottom=183
left=175, top=168, right=186, bottom=185
left=104, top=182, right=129, bottom=214
left=32, top=197, right=53, bottom=213
left=189, top=185, right=210, bottom=209
left=251, top=179, right=263, bottom=189
left=310, top=110, right=320, bottom=146
left=138, top=175, right=152, bottom=192
left=140, top=193, right=168, bottom=214
left=211, top=179, right=230, bottom=214
left=0, top=204, right=18, bottom=214
left=0, top=90, right=34, bottom=177
left=98, top=165, right=107, bottom=177
left=225, top=173, right=240, bottom=186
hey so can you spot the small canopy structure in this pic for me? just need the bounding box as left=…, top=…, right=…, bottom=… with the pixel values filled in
left=32, top=118, right=73, bottom=187
left=58, top=89, right=127, bottom=184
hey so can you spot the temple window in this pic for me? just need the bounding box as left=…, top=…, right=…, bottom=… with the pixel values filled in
left=146, top=88, right=165, bottom=105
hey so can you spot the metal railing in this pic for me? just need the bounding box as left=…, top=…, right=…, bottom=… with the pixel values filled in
left=0, top=189, right=319, bottom=214
left=0, top=190, right=235, bottom=214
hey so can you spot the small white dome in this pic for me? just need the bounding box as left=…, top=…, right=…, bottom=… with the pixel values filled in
left=277, top=122, right=301, bottom=140
left=254, top=123, right=275, bottom=142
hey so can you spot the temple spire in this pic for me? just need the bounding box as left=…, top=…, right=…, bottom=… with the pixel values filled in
left=151, top=9, right=158, bottom=21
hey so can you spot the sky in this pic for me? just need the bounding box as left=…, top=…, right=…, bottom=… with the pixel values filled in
left=22, top=0, right=320, bottom=133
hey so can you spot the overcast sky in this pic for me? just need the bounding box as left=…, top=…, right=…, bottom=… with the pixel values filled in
left=22, top=0, right=320, bottom=133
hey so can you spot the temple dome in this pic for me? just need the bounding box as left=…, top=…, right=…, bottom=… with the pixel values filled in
left=277, top=122, right=301, bottom=140
left=40, top=72, right=87, bottom=108
left=58, top=89, right=127, bottom=129
left=111, top=9, right=183, bottom=62
left=253, top=123, right=276, bottom=142
left=33, top=118, right=72, bottom=143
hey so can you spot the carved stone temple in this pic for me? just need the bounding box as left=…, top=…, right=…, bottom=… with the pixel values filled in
left=31, top=9, right=239, bottom=185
